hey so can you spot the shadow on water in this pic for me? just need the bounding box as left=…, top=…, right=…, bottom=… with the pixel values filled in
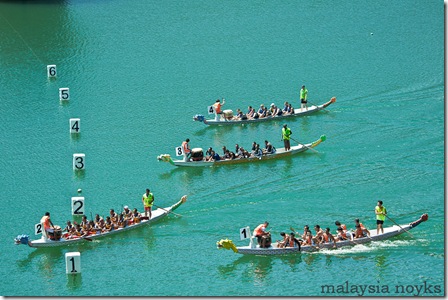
left=66, top=273, right=82, bottom=291
left=217, top=254, right=305, bottom=282
left=158, top=165, right=205, bottom=180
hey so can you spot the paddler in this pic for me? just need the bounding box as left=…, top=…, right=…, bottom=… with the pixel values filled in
left=374, top=200, right=387, bottom=234
left=40, top=212, right=55, bottom=239
left=142, top=188, right=155, bottom=219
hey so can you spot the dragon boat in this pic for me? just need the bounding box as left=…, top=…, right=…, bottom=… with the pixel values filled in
left=193, top=97, right=336, bottom=126
left=217, top=214, right=428, bottom=255
left=14, top=195, right=187, bottom=248
left=157, top=135, right=326, bottom=167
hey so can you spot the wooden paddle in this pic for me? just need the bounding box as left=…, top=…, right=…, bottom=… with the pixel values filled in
left=385, top=214, right=415, bottom=238
left=153, top=204, right=183, bottom=217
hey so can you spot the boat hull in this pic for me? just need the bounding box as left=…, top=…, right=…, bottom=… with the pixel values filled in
left=159, top=135, right=325, bottom=168
left=26, top=196, right=186, bottom=248
left=194, top=97, right=335, bottom=126
left=221, top=214, right=428, bottom=256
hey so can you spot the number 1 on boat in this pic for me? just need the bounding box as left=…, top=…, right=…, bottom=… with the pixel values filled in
left=240, top=226, right=250, bottom=240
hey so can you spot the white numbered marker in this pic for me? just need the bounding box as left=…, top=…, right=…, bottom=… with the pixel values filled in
left=71, top=197, right=85, bottom=215
left=73, top=153, right=85, bottom=170
left=70, top=118, right=80, bottom=133
left=175, top=146, right=184, bottom=156
left=207, top=105, right=215, bottom=115
left=59, top=88, right=70, bottom=101
left=65, top=252, right=81, bottom=274
left=35, top=223, right=43, bottom=235
left=240, top=226, right=251, bottom=240
left=47, top=65, right=57, bottom=78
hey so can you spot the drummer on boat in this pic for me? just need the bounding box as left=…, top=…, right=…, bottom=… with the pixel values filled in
left=40, top=212, right=61, bottom=240
left=182, top=139, right=191, bottom=162
left=212, top=98, right=225, bottom=121
left=253, top=221, right=270, bottom=248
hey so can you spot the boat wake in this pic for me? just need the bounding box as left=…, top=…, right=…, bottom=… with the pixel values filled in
left=314, top=239, right=418, bottom=255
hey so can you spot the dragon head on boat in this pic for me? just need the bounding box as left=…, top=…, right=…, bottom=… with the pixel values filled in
left=193, top=114, right=206, bottom=123
left=14, top=234, right=30, bottom=246
left=216, top=239, right=238, bottom=253
left=157, top=154, right=174, bottom=165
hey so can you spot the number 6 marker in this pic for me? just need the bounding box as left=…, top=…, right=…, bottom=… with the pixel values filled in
left=47, top=65, right=57, bottom=78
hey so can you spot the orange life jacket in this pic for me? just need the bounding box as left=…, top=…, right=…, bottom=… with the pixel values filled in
left=253, top=224, right=265, bottom=236
left=214, top=103, right=222, bottom=113
left=40, top=216, right=51, bottom=230
left=182, top=141, right=191, bottom=153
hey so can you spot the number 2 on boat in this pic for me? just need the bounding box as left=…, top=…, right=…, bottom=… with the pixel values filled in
left=35, top=223, right=42, bottom=235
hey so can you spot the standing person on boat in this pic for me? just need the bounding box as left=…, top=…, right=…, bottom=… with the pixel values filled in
left=375, top=200, right=387, bottom=234
left=142, top=188, right=155, bottom=219
left=300, top=85, right=308, bottom=111
left=212, top=98, right=225, bottom=121
left=281, top=124, right=292, bottom=151
left=182, top=139, right=191, bottom=162
left=40, top=212, right=55, bottom=239
left=253, top=221, right=269, bottom=246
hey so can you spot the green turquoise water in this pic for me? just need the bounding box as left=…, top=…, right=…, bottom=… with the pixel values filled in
left=0, top=0, right=444, bottom=296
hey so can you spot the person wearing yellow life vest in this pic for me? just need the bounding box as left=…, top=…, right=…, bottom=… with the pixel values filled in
left=40, top=212, right=55, bottom=239
left=300, top=85, right=308, bottom=111
left=375, top=200, right=387, bottom=234
left=142, top=188, right=155, bottom=219
left=281, top=124, right=292, bottom=151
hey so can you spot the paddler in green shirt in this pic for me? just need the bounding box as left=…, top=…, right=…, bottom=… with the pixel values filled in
left=142, top=188, right=155, bottom=219
left=374, top=200, right=387, bottom=234
left=281, top=124, right=292, bottom=151
left=300, top=85, right=308, bottom=111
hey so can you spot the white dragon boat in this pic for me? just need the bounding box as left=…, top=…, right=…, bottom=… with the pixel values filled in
left=14, top=195, right=187, bottom=248
left=217, top=214, right=428, bottom=255
left=193, top=97, right=335, bottom=126
left=157, top=135, right=326, bottom=167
